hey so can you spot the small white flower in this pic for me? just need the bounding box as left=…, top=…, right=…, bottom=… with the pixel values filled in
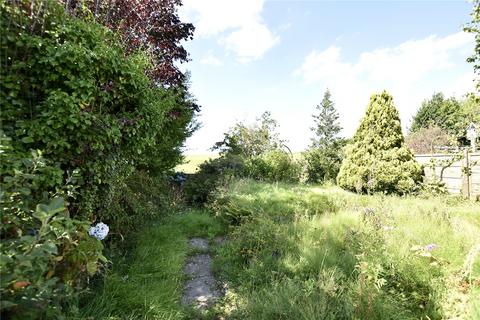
left=89, top=222, right=109, bottom=240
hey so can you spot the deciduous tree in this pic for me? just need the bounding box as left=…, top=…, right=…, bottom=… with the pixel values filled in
left=405, top=126, right=456, bottom=154
left=409, top=93, right=464, bottom=137
left=64, top=0, right=196, bottom=90
left=464, top=0, right=480, bottom=91
left=213, top=112, right=287, bottom=158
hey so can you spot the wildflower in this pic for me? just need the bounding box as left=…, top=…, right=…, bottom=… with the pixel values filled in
left=424, top=243, right=438, bottom=251
left=89, top=222, right=109, bottom=240
left=367, top=179, right=376, bottom=189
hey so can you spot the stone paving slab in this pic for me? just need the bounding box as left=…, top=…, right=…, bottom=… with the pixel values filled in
left=182, top=238, right=222, bottom=309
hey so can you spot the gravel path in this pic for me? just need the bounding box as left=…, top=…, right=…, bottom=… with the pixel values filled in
left=182, top=237, right=222, bottom=309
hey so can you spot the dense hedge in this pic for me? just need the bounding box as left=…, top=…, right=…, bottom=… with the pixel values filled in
left=1, top=1, right=194, bottom=221
left=0, top=1, right=195, bottom=317
left=183, top=155, right=246, bottom=206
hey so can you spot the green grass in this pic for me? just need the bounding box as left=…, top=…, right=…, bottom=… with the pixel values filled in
left=210, top=180, right=480, bottom=319
left=80, top=210, right=226, bottom=319
left=175, top=154, right=219, bottom=174
left=80, top=180, right=480, bottom=319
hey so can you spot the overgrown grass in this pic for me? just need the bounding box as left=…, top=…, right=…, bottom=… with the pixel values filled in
left=80, top=210, right=226, bottom=319
left=211, top=180, right=480, bottom=319
left=79, top=179, right=479, bottom=319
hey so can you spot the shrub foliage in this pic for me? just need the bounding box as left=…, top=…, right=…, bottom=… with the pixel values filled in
left=0, top=1, right=195, bottom=317
left=337, top=91, right=422, bottom=194
left=213, top=111, right=286, bottom=157
left=303, top=145, right=344, bottom=183
left=245, top=149, right=301, bottom=183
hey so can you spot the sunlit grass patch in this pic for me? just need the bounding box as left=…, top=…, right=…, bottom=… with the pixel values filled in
left=212, top=179, right=480, bottom=319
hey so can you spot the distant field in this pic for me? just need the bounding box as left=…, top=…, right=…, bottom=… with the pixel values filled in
left=176, top=152, right=305, bottom=174
left=175, top=154, right=219, bottom=173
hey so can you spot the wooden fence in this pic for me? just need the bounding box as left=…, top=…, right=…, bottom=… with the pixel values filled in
left=414, top=151, right=480, bottom=198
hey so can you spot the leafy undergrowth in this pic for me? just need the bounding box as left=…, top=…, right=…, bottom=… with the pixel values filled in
left=79, top=210, right=226, bottom=319
left=211, top=179, right=480, bottom=319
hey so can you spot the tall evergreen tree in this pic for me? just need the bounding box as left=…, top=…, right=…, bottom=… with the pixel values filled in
left=304, top=90, right=344, bottom=183
left=311, top=89, right=342, bottom=148
left=337, top=91, right=422, bottom=194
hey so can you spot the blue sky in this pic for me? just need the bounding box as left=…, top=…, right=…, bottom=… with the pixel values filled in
left=179, top=0, right=476, bottom=154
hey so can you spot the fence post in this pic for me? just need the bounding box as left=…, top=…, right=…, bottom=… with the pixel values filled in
left=462, top=149, right=470, bottom=199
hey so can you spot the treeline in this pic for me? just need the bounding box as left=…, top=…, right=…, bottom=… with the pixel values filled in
left=185, top=88, right=479, bottom=205
left=1, top=0, right=197, bottom=318
left=184, top=0, right=479, bottom=201
left=407, top=93, right=479, bottom=154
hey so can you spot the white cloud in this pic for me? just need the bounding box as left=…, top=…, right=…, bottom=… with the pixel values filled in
left=295, top=46, right=351, bottom=83
left=180, top=0, right=278, bottom=62
left=180, top=0, right=264, bottom=36
left=200, top=52, right=223, bottom=66
left=295, top=32, right=475, bottom=136
left=224, top=22, right=279, bottom=63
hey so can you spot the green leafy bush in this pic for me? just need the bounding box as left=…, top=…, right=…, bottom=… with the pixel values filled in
left=0, top=131, right=106, bottom=318
left=186, top=112, right=299, bottom=203
left=183, top=155, right=245, bottom=206
left=0, top=1, right=194, bottom=223
left=245, top=150, right=301, bottom=183
left=99, top=171, right=175, bottom=237
left=184, top=150, right=301, bottom=207
left=303, top=143, right=345, bottom=183
left=337, top=91, right=422, bottom=194
left=213, top=111, right=286, bottom=157
left=0, top=1, right=194, bottom=317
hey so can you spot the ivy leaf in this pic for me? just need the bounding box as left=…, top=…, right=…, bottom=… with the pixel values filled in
left=21, top=136, right=34, bottom=143
left=47, top=197, right=65, bottom=214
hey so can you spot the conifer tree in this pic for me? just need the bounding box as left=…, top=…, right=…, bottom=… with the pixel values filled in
left=304, top=89, right=344, bottom=183
left=337, top=91, right=422, bottom=194
left=311, top=89, right=342, bottom=148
